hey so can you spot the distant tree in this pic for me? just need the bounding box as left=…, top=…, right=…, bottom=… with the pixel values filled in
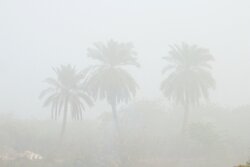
left=161, top=43, right=215, bottom=133
left=85, top=40, right=139, bottom=131
left=40, top=65, right=93, bottom=137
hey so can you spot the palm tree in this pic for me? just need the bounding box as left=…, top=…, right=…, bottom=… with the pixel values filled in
left=39, top=64, right=93, bottom=137
left=161, top=42, right=215, bottom=133
left=85, top=40, right=139, bottom=131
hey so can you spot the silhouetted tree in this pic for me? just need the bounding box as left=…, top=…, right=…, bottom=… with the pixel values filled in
left=40, top=65, right=93, bottom=137
left=85, top=40, right=139, bottom=131
left=161, top=43, right=215, bottom=133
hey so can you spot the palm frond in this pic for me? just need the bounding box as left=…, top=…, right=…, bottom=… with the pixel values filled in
left=85, top=65, right=138, bottom=105
left=161, top=43, right=215, bottom=105
left=87, top=40, right=139, bottom=67
left=40, top=64, right=93, bottom=121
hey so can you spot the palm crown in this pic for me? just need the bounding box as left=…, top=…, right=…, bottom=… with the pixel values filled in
left=85, top=40, right=139, bottom=106
left=87, top=40, right=139, bottom=67
left=40, top=64, right=93, bottom=136
left=161, top=42, right=215, bottom=105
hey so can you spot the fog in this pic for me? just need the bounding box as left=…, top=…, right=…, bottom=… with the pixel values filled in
left=0, top=0, right=250, bottom=166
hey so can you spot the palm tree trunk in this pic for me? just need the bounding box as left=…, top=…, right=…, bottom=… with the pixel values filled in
left=111, top=103, right=125, bottom=166
left=181, top=103, right=189, bottom=134
left=111, top=103, right=120, bottom=133
left=60, top=100, right=68, bottom=139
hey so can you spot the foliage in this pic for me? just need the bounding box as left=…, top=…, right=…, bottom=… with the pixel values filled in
left=161, top=42, right=215, bottom=105
left=40, top=64, right=93, bottom=136
left=85, top=40, right=139, bottom=105
left=0, top=102, right=250, bottom=167
left=236, top=161, right=250, bottom=167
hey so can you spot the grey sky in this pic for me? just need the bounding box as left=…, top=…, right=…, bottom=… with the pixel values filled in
left=0, top=0, right=249, bottom=118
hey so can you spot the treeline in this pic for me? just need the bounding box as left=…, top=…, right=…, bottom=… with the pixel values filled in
left=40, top=40, right=215, bottom=137
left=1, top=102, right=250, bottom=167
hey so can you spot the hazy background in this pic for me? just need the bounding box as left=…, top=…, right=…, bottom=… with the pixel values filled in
left=0, top=0, right=250, bottom=119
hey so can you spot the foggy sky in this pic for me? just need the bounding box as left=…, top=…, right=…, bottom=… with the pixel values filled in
left=0, top=0, right=250, bottom=118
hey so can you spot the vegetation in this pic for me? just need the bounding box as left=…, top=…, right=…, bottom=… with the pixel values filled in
left=161, top=42, right=215, bottom=132
left=236, top=161, right=250, bottom=167
left=85, top=40, right=139, bottom=130
left=1, top=41, right=249, bottom=167
left=39, top=65, right=93, bottom=137
left=1, top=104, right=250, bottom=167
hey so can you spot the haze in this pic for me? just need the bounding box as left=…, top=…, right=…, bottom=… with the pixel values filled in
left=0, top=0, right=250, bottom=167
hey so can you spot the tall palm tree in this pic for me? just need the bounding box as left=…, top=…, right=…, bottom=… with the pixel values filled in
left=85, top=40, right=139, bottom=131
left=161, top=42, right=215, bottom=133
left=39, top=64, right=93, bottom=137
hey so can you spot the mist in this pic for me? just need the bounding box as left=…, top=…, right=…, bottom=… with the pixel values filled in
left=0, top=0, right=250, bottom=166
